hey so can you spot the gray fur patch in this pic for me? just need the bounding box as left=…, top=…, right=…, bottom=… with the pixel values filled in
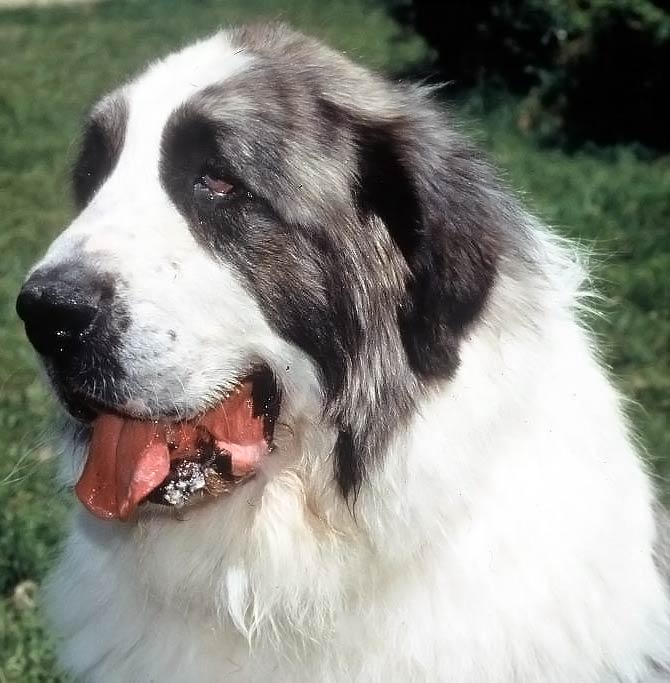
left=158, top=22, right=539, bottom=496
left=73, top=96, right=128, bottom=209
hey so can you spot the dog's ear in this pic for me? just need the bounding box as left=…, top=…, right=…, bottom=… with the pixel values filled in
left=354, top=107, right=501, bottom=379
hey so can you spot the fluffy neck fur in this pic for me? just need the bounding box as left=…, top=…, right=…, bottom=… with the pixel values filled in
left=46, top=231, right=670, bottom=682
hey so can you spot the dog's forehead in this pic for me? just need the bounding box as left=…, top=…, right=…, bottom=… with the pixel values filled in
left=109, top=32, right=253, bottom=167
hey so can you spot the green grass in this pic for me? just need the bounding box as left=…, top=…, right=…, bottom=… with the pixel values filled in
left=0, top=1, right=667, bottom=680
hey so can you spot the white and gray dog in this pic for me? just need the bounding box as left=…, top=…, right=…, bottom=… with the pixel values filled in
left=16, top=23, right=670, bottom=682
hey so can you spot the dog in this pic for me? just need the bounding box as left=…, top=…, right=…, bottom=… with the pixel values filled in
left=16, top=23, right=670, bottom=682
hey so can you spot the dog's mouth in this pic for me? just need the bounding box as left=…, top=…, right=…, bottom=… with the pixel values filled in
left=72, top=366, right=280, bottom=521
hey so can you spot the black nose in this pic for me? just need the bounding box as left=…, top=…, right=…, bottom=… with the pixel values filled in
left=17, top=269, right=104, bottom=358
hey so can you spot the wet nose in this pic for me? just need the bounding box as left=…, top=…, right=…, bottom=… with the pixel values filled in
left=16, top=268, right=106, bottom=358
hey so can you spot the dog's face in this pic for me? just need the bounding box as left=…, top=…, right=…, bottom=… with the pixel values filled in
left=17, top=24, right=504, bottom=512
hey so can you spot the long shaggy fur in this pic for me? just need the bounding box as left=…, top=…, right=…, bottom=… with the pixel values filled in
left=19, top=23, right=669, bottom=681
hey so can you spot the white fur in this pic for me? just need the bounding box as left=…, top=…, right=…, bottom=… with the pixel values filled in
left=38, top=30, right=669, bottom=682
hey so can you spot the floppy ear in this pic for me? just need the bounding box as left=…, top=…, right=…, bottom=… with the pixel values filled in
left=354, top=107, right=502, bottom=379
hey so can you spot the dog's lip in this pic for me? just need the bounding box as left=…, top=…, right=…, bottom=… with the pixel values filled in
left=61, top=388, right=198, bottom=424
left=57, top=365, right=278, bottom=425
left=56, top=388, right=100, bottom=423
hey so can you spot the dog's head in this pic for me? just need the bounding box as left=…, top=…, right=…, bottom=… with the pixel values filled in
left=17, top=24, right=510, bottom=519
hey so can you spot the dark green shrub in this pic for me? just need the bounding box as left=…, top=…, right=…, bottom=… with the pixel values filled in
left=544, top=2, right=670, bottom=150
left=393, top=0, right=670, bottom=150
left=392, top=0, right=560, bottom=91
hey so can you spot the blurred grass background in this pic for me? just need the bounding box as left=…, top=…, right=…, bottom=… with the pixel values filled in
left=0, top=0, right=667, bottom=679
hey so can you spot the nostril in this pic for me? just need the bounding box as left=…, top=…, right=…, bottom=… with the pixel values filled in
left=17, top=283, right=100, bottom=356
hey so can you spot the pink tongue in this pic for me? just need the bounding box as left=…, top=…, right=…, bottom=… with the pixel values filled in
left=75, top=383, right=268, bottom=521
left=75, top=417, right=170, bottom=521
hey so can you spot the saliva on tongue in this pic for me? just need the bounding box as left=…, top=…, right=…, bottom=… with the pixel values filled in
left=75, top=382, right=269, bottom=520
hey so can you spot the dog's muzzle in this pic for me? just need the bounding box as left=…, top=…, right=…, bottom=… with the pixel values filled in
left=16, top=263, right=129, bottom=419
left=16, top=264, right=115, bottom=359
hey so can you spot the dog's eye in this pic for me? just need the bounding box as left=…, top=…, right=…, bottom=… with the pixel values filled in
left=202, top=174, right=234, bottom=196
left=193, top=173, right=236, bottom=207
